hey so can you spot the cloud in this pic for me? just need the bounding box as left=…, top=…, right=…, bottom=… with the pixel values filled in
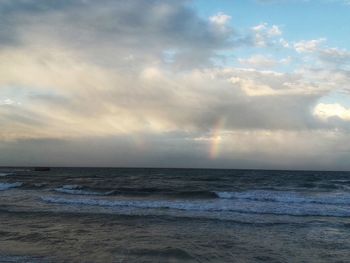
left=314, top=103, right=350, bottom=121
left=294, top=39, right=326, bottom=53
left=0, top=0, right=349, bottom=169
left=0, top=0, right=237, bottom=70
left=0, top=98, right=19, bottom=105
left=279, top=38, right=290, bottom=48
left=318, top=48, right=350, bottom=65
left=238, top=55, right=291, bottom=69
left=294, top=38, right=350, bottom=70
left=209, top=12, right=232, bottom=26
left=251, top=23, right=283, bottom=47
left=239, top=55, right=278, bottom=68
left=2, top=129, right=350, bottom=170
left=0, top=43, right=340, bottom=143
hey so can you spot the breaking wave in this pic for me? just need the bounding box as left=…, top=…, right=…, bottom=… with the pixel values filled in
left=0, top=172, right=15, bottom=177
left=0, top=182, right=23, bottom=191
left=41, top=194, right=350, bottom=217
left=215, top=190, right=350, bottom=205
left=54, top=185, right=113, bottom=196
left=54, top=185, right=218, bottom=199
left=47, top=186, right=350, bottom=207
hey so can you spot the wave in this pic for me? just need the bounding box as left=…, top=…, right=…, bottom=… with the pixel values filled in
left=33, top=183, right=47, bottom=188
left=131, top=248, right=194, bottom=260
left=54, top=185, right=113, bottom=196
left=330, top=179, right=350, bottom=183
left=113, top=188, right=218, bottom=199
left=112, top=187, right=164, bottom=196
left=0, top=182, right=22, bottom=191
left=111, top=188, right=219, bottom=199
left=40, top=196, right=226, bottom=212
left=0, top=172, right=14, bottom=177
left=54, top=185, right=218, bottom=199
left=215, top=190, right=350, bottom=205
left=40, top=195, right=350, bottom=217
left=0, top=255, right=45, bottom=263
left=47, top=186, right=350, bottom=206
left=174, top=190, right=218, bottom=199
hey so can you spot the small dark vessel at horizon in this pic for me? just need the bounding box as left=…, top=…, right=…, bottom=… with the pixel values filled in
left=34, top=167, right=51, bottom=172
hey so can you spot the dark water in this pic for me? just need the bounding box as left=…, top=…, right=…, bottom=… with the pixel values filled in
left=0, top=168, right=350, bottom=262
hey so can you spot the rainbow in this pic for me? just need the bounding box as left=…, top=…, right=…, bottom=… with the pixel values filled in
left=209, top=118, right=225, bottom=159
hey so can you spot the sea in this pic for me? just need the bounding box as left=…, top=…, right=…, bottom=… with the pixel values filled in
left=0, top=167, right=349, bottom=263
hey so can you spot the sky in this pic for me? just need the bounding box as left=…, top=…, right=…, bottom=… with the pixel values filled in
left=1, top=0, right=350, bottom=170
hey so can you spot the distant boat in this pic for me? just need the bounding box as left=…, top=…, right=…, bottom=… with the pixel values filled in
left=34, top=167, right=51, bottom=172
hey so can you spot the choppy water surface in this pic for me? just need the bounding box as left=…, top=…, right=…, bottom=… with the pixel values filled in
left=0, top=168, right=350, bottom=262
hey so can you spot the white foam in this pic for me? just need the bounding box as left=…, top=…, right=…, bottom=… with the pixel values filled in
left=0, top=182, right=22, bottom=191
left=42, top=196, right=200, bottom=210
left=0, top=255, right=41, bottom=263
left=54, top=185, right=112, bottom=196
left=40, top=195, right=350, bottom=217
left=0, top=172, right=14, bottom=177
left=215, top=190, right=350, bottom=205
left=330, top=179, right=350, bottom=183
left=61, top=185, right=82, bottom=190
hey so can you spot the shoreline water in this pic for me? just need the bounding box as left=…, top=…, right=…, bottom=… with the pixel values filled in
left=0, top=168, right=349, bottom=262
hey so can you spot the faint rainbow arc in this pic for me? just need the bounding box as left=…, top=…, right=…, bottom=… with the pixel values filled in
left=209, top=118, right=225, bottom=159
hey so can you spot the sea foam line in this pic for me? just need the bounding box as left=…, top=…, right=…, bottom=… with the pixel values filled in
left=40, top=195, right=350, bottom=217
left=0, top=172, right=14, bottom=177
left=54, top=185, right=113, bottom=196
left=0, top=182, right=23, bottom=191
left=215, top=190, right=350, bottom=205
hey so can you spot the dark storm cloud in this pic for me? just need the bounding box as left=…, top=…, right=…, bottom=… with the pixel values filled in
left=0, top=0, right=235, bottom=68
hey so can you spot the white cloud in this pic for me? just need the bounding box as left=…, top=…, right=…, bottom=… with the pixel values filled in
left=0, top=44, right=339, bottom=142
left=0, top=98, right=15, bottom=105
left=209, top=12, right=232, bottom=26
left=294, top=38, right=326, bottom=53
left=279, top=38, right=290, bottom=48
left=252, top=23, right=267, bottom=32
left=294, top=38, right=350, bottom=69
left=238, top=55, right=277, bottom=68
left=238, top=55, right=292, bottom=69
left=251, top=23, right=283, bottom=47
left=209, top=12, right=232, bottom=35
left=314, top=103, right=350, bottom=121
left=319, top=48, right=350, bottom=65
left=268, top=25, right=282, bottom=36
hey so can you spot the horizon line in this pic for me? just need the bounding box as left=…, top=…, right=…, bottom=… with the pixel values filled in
left=1, top=165, right=349, bottom=173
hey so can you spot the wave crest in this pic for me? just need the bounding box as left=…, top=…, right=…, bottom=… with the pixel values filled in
left=215, top=190, right=350, bottom=205
left=40, top=194, right=350, bottom=217
left=0, top=172, right=15, bottom=177
left=0, top=182, right=23, bottom=191
left=54, top=185, right=113, bottom=196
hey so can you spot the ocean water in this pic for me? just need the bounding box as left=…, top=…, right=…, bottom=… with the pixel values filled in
left=0, top=168, right=350, bottom=262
